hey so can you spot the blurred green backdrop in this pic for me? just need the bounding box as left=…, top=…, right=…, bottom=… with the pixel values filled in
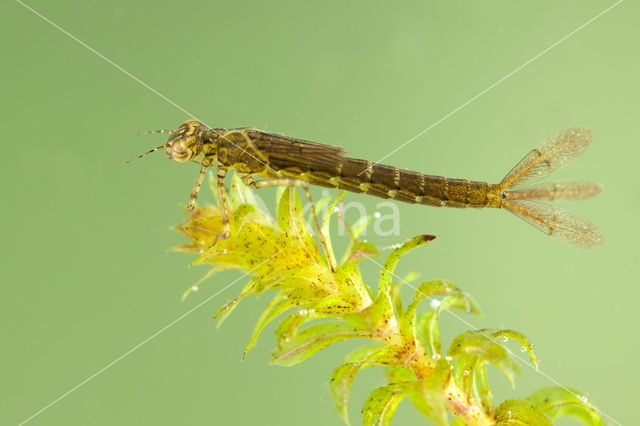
left=2, top=1, right=637, bottom=425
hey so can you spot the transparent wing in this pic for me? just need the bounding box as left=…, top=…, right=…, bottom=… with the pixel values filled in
left=500, top=127, right=593, bottom=190
left=504, top=181, right=603, bottom=202
left=503, top=199, right=604, bottom=249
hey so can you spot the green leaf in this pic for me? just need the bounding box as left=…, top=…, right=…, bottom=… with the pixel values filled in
left=448, top=329, right=518, bottom=387
left=404, top=359, right=451, bottom=426
left=378, top=235, right=435, bottom=296
left=368, top=344, right=413, bottom=367
left=339, top=215, right=375, bottom=265
left=271, top=320, right=367, bottom=366
left=277, top=187, right=308, bottom=240
left=400, top=280, right=470, bottom=346
left=344, top=292, right=394, bottom=339
left=527, top=387, right=602, bottom=425
left=334, top=257, right=374, bottom=308
left=417, top=294, right=480, bottom=359
left=329, top=342, right=391, bottom=423
left=181, top=264, right=232, bottom=301
left=212, top=278, right=260, bottom=326
left=319, top=191, right=347, bottom=270
left=230, top=173, right=259, bottom=209
left=344, top=241, right=380, bottom=264
left=244, top=291, right=309, bottom=359
left=263, top=262, right=335, bottom=295
left=402, top=271, right=420, bottom=283
left=471, top=357, right=493, bottom=416
left=389, top=282, right=403, bottom=320
left=330, top=362, right=371, bottom=425
left=494, top=399, right=553, bottom=425
left=384, top=366, right=415, bottom=383
left=362, top=383, right=406, bottom=426
left=230, top=203, right=263, bottom=231
left=492, top=329, right=537, bottom=369
left=194, top=221, right=280, bottom=267
left=350, top=214, right=373, bottom=240
left=274, top=294, right=356, bottom=342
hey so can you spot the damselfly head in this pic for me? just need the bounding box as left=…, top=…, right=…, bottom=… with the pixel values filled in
left=128, top=119, right=209, bottom=164
left=166, top=119, right=208, bottom=163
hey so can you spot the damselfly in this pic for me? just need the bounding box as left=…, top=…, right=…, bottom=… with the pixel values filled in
left=131, top=120, right=604, bottom=268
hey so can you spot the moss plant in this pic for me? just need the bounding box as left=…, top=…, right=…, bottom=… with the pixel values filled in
left=173, top=174, right=602, bottom=426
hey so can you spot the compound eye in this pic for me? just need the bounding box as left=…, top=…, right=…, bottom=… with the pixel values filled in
left=170, top=140, right=192, bottom=162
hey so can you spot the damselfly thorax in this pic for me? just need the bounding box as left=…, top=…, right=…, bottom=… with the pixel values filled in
left=131, top=119, right=604, bottom=270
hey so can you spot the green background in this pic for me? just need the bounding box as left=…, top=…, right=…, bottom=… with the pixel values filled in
left=2, top=1, right=637, bottom=425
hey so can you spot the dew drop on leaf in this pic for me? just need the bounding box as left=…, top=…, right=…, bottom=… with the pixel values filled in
left=192, top=286, right=199, bottom=292
left=430, top=299, right=441, bottom=309
left=520, top=345, right=527, bottom=352
left=463, top=370, right=469, bottom=376
left=502, top=336, right=509, bottom=343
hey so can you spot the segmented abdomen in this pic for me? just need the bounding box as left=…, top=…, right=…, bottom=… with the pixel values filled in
left=282, top=157, right=498, bottom=209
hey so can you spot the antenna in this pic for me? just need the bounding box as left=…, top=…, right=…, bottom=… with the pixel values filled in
left=127, top=128, right=174, bottom=163
left=138, top=129, right=173, bottom=135
left=126, top=143, right=169, bottom=164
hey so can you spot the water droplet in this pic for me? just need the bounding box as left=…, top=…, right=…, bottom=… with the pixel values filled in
left=579, top=395, right=588, bottom=403
left=430, top=299, right=441, bottom=309
left=199, top=249, right=204, bottom=254
left=507, top=410, right=512, bottom=419
left=308, top=309, right=316, bottom=316
left=501, top=336, right=508, bottom=343
left=332, top=206, right=340, bottom=213
left=520, top=345, right=527, bottom=352
left=463, top=370, right=469, bottom=376
left=192, top=286, right=199, bottom=292
left=445, top=356, right=453, bottom=362
left=431, top=353, right=441, bottom=361
left=299, top=309, right=308, bottom=316
left=374, top=211, right=381, bottom=219
left=223, top=249, right=228, bottom=254
left=282, top=295, right=288, bottom=300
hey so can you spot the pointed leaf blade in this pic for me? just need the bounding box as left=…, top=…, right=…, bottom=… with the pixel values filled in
left=362, top=384, right=405, bottom=426
left=494, top=399, right=553, bottom=425
left=271, top=320, right=366, bottom=366
left=378, top=235, right=435, bottom=296
left=527, top=387, right=602, bottom=425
